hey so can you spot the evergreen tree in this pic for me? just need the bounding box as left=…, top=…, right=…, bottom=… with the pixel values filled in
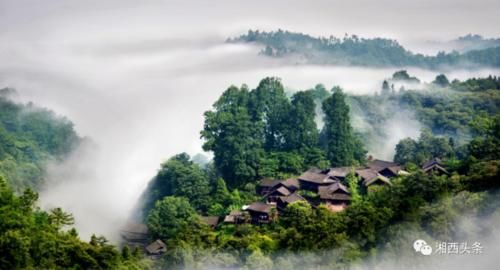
left=321, top=87, right=363, bottom=166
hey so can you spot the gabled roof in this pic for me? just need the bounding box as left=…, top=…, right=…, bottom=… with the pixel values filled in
left=298, top=169, right=336, bottom=184
left=422, top=163, right=449, bottom=174
left=200, top=216, right=220, bottom=227
left=318, top=182, right=351, bottom=200
left=145, top=240, right=166, bottom=254
left=356, top=168, right=392, bottom=186
left=278, top=193, right=306, bottom=204
left=274, top=186, right=292, bottom=196
left=380, top=165, right=402, bottom=176
left=368, top=159, right=399, bottom=172
left=320, top=182, right=350, bottom=194
left=327, top=167, right=352, bottom=178
left=282, top=178, right=300, bottom=189
left=246, top=202, right=275, bottom=214
left=422, top=157, right=442, bottom=169
left=258, top=178, right=282, bottom=188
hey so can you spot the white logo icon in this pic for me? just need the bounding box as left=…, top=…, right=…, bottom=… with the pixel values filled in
left=413, top=239, right=433, bottom=256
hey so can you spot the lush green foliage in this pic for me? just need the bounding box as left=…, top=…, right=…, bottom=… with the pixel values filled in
left=0, top=90, right=79, bottom=191
left=201, top=78, right=333, bottom=188
left=231, top=30, right=500, bottom=68
left=0, top=176, right=149, bottom=270
left=140, top=75, right=499, bottom=269
left=321, top=88, right=367, bottom=166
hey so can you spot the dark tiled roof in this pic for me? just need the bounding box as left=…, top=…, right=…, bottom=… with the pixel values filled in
left=278, top=193, right=306, bottom=204
left=282, top=178, right=300, bottom=189
left=423, top=163, right=449, bottom=174
left=368, top=159, right=399, bottom=172
left=422, top=157, right=442, bottom=169
left=356, top=169, right=391, bottom=186
left=145, top=239, right=166, bottom=254
left=247, top=202, right=275, bottom=214
left=327, top=167, right=353, bottom=178
left=298, top=170, right=336, bottom=184
left=318, top=182, right=351, bottom=200
left=258, top=178, right=282, bottom=187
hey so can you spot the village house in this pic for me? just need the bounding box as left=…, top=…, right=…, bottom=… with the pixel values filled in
left=264, top=185, right=292, bottom=203
left=276, top=192, right=307, bottom=211
left=367, top=159, right=403, bottom=178
left=256, top=178, right=283, bottom=195
left=298, top=168, right=337, bottom=192
left=318, top=182, right=351, bottom=211
left=244, top=202, right=277, bottom=224
left=422, top=158, right=449, bottom=175
left=223, top=210, right=246, bottom=224
left=355, top=168, right=392, bottom=187
left=145, top=239, right=167, bottom=259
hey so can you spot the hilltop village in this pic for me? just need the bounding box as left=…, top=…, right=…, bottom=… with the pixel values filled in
left=121, top=156, right=448, bottom=256
left=221, top=157, right=446, bottom=225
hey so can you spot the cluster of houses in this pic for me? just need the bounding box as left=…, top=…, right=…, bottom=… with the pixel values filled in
left=120, top=157, right=448, bottom=255
left=219, top=157, right=447, bottom=225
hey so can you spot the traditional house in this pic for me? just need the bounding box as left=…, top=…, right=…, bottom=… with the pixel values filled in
left=276, top=193, right=307, bottom=211
left=145, top=239, right=167, bottom=259
left=326, top=167, right=353, bottom=181
left=281, top=178, right=300, bottom=193
left=356, top=168, right=392, bottom=187
left=318, top=182, right=351, bottom=212
left=368, top=159, right=402, bottom=178
left=200, top=216, right=220, bottom=229
left=223, top=210, right=245, bottom=225
left=264, top=185, right=292, bottom=204
left=256, top=178, right=283, bottom=195
left=422, top=158, right=448, bottom=175
left=245, top=202, right=277, bottom=224
left=298, top=168, right=337, bottom=192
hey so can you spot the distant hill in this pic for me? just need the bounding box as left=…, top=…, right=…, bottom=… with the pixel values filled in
left=229, top=30, right=500, bottom=68
left=0, top=88, right=80, bottom=191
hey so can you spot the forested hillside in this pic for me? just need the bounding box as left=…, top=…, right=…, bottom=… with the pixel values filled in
left=229, top=30, right=500, bottom=68
left=138, top=74, right=500, bottom=269
left=0, top=89, right=79, bottom=191
left=0, top=89, right=152, bottom=269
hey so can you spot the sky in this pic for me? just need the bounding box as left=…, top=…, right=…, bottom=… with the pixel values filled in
left=0, top=0, right=499, bottom=240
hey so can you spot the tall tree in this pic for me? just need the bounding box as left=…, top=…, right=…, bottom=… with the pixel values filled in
left=284, top=91, right=319, bottom=151
left=201, top=86, right=263, bottom=187
left=321, top=87, right=364, bottom=166
left=249, top=77, right=291, bottom=151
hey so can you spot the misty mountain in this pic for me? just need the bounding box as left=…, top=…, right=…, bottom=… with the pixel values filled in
left=0, top=89, right=80, bottom=191
left=230, top=30, right=500, bottom=69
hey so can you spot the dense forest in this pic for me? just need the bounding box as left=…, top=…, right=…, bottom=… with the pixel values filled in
left=0, top=90, right=152, bottom=269
left=138, top=74, right=500, bottom=269
left=0, top=88, right=79, bottom=192
left=229, top=30, right=500, bottom=68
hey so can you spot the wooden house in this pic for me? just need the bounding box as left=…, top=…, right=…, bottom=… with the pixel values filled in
left=245, top=202, right=276, bottom=224
left=422, top=158, right=449, bottom=175
left=298, top=168, right=337, bottom=192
